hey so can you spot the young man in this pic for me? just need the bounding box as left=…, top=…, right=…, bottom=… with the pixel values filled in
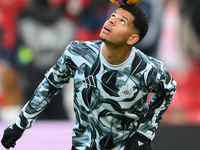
left=1, top=4, right=176, bottom=150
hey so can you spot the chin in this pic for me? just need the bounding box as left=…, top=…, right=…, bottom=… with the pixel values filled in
left=99, top=35, right=106, bottom=42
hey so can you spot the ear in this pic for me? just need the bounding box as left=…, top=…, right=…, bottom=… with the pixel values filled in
left=127, top=34, right=139, bottom=45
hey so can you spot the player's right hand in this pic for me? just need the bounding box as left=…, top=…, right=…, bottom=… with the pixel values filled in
left=124, top=132, right=152, bottom=150
left=1, top=123, right=25, bottom=149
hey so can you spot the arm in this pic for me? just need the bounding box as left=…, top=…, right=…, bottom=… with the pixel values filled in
left=16, top=78, right=64, bottom=129
left=125, top=59, right=176, bottom=150
left=16, top=44, right=74, bottom=129
left=1, top=43, right=76, bottom=149
left=137, top=62, right=177, bottom=140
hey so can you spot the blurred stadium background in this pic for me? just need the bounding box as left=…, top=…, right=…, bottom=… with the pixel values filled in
left=1, top=0, right=200, bottom=149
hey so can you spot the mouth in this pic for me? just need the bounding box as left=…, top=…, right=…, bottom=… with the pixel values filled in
left=104, top=26, right=110, bottom=32
left=102, top=25, right=111, bottom=33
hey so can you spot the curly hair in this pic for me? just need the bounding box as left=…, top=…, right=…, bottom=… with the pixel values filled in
left=120, top=5, right=149, bottom=44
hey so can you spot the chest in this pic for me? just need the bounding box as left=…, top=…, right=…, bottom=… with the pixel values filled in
left=73, top=61, right=148, bottom=104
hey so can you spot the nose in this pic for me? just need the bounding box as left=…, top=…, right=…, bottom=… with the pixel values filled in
left=108, top=17, right=115, bottom=26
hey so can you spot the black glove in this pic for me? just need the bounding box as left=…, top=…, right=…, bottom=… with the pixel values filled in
left=1, top=123, right=25, bottom=149
left=124, top=132, right=152, bottom=150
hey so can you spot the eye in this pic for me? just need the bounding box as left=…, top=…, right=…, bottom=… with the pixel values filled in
left=120, top=20, right=125, bottom=24
left=111, top=14, right=115, bottom=18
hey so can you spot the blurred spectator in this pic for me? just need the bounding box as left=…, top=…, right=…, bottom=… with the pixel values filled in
left=0, top=0, right=27, bottom=63
left=180, top=0, right=200, bottom=70
left=156, top=0, right=182, bottom=71
left=15, top=0, right=76, bottom=120
left=135, top=0, right=164, bottom=57
left=156, top=0, right=184, bottom=125
left=161, top=0, right=200, bottom=125
left=177, top=0, right=200, bottom=124
left=74, top=0, right=111, bottom=41
left=0, top=0, right=27, bottom=122
left=0, top=62, right=24, bottom=122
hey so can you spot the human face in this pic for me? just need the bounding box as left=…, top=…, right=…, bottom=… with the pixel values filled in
left=99, top=8, right=137, bottom=46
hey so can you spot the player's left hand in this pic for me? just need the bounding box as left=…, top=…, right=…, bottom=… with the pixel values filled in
left=124, top=132, right=152, bottom=150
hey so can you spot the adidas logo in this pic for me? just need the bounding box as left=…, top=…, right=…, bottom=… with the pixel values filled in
left=138, top=141, right=144, bottom=146
left=9, top=125, right=13, bottom=130
left=82, top=75, right=96, bottom=87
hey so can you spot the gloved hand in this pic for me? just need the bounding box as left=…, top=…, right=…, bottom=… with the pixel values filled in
left=124, top=132, right=152, bottom=150
left=1, top=123, right=25, bottom=149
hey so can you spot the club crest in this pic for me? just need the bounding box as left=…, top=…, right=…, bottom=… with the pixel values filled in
left=118, top=84, right=135, bottom=98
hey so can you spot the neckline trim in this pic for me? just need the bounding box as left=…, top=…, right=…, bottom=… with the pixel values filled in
left=100, top=43, right=136, bottom=70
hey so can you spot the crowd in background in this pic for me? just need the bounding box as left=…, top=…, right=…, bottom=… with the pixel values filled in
left=0, top=0, right=200, bottom=125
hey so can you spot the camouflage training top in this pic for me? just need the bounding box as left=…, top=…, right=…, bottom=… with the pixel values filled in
left=16, top=40, right=177, bottom=150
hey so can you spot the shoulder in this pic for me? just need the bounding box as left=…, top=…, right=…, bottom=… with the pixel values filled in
left=64, top=40, right=102, bottom=56
left=69, top=40, right=103, bottom=49
left=61, top=40, right=103, bottom=65
left=66, top=40, right=102, bottom=57
left=134, top=48, right=175, bottom=89
left=134, top=48, right=166, bottom=75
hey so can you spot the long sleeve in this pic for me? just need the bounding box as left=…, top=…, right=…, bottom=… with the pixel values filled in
left=137, top=58, right=177, bottom=140
left=16, top=43, right=77, bottom=129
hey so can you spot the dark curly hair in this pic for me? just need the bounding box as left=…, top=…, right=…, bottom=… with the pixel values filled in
left=120, top=5, right=149, bottom=44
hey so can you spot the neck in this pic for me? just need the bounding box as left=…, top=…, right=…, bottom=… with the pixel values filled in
left=102, top=43, right=132, bottom=65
